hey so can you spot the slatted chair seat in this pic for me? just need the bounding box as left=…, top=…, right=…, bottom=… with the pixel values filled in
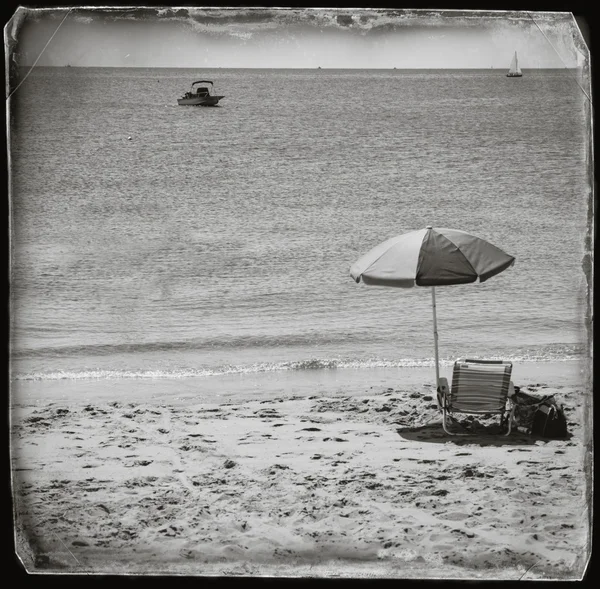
left=438, top=359, right=515, bottom=435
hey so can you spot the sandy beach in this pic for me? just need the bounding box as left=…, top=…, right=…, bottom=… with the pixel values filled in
left=11, top=378, right=591, bottom=579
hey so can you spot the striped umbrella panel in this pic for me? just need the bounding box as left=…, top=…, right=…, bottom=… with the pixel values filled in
left=350, top=227, right=515, bottom=288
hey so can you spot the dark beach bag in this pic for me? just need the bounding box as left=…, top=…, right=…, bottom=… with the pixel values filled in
left=530, top=397, right=568, bottom=439
left=512, top=391, right=569, bottom=438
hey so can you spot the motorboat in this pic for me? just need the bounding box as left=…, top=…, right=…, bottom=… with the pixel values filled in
left=178, top=80, right=224, bottom=106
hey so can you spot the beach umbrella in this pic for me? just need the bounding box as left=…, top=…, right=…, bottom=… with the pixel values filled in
left=350, top=226, right=515, bottom=386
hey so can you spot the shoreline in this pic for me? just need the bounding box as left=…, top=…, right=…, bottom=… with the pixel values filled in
left=10, top=359, right=589, bottom=407
left=10, top=373, right=591, bottom=578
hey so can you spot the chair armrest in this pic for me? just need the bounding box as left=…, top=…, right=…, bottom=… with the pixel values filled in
left=506, top=381, right=517, bottom=410
left=507, top=380, right=516, bottom=399
left=437, top=377, right=450, bottom=409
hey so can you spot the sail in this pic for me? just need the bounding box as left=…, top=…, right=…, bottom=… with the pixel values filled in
left=508, top=52, right=521, bottom=75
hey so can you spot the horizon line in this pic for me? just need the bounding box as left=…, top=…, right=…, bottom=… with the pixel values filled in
left=20, top=65, right=582, bottom=70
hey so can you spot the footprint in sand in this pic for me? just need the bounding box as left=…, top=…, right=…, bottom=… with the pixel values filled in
left=451, top=528, right=475, bottom=539
left=440, top=511, right=470, bottom=521
left=180, top=444, right=205, bottom=452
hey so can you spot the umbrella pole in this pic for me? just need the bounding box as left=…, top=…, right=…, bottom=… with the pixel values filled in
left=431, top=286, right=440, bottom=387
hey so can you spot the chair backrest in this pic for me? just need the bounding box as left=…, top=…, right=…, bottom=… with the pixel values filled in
left=449, top=359, right=512, bottom=414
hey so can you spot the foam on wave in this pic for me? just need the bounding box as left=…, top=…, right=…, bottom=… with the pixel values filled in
left=13, top=354, right=578, bottom=381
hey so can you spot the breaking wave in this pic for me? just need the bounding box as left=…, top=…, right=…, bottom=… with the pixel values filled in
left=13, top=353, right=582, bottom=382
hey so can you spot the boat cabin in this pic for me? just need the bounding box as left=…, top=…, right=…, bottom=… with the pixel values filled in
left=195, top=87, right=210, bottom=97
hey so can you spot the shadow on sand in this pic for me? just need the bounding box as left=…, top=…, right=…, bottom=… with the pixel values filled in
left=396, top=420, right=538, bottom=447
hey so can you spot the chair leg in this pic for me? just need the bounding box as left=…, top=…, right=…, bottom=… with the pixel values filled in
left=442, top=410, right=471, bottom=436
left=504, top=406, right=515, bottom=436
left=442, top=408, right=455, bottom=435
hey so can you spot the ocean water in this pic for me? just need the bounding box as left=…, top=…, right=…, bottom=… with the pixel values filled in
left=9, top=67, right=591, bottom=399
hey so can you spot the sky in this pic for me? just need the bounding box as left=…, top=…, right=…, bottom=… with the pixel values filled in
left=5, top=7, right=589, bottom=69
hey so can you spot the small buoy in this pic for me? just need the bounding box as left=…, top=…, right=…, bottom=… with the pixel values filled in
left=127, top=136, right=132, bottom=140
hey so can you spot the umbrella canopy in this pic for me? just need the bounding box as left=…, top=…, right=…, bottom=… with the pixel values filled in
left=350, top=226, right=515, bottom=386
left=350, top=226, right=515, bottom=287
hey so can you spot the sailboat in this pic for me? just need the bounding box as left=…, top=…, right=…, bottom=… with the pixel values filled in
left=506, top=52, right=522, bottom=77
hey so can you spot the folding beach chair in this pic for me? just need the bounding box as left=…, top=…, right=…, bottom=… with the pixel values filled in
left=437, top=359, right=515, bottom=435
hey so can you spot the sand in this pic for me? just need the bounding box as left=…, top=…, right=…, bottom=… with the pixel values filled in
left=10, top=381, right=591, bottom=579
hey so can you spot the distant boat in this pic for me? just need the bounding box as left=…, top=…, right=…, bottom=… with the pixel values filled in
left=177, top=80, right=224, bottom=106
left=506, top=52, right=523, bottom=77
